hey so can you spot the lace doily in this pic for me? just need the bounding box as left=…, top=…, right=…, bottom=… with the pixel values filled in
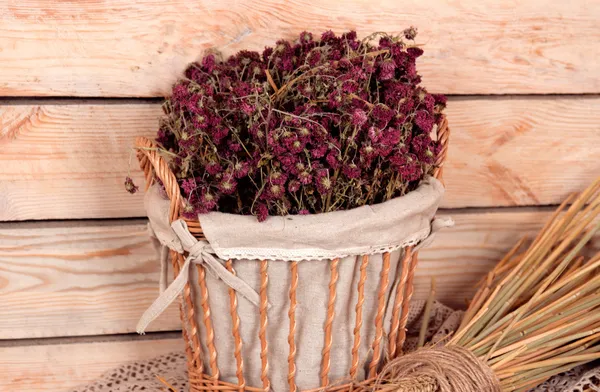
left=71, top=302, right=600, bottom=392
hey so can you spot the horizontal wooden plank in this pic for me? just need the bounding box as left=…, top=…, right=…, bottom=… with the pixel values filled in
left=0, top=1, right=599, bottom=96
left=0, top=220, right=181, bottom=339
left=0, top=337, right=182, bottom=391
left=0, top=103, right=156, bottom=220
left=2, top=97, right=600, bottom=220
left=4, top=208, right=599, bottom=339
left=443, top=96, right=600, bottom=208
left=414, top=209, right=599, bottom=307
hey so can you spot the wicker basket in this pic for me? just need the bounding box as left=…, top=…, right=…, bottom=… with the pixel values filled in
left=135, top=116, right=449, bottom=392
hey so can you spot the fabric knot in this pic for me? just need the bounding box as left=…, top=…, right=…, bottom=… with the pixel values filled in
left=137, top=219, right=262, bottom=334
left=188, top=240, right=213, bottom=259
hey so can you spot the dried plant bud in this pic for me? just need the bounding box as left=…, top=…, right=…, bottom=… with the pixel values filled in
left=124, top=177, right=139, bottom=194
left=403, top=26, right=418, bottom=40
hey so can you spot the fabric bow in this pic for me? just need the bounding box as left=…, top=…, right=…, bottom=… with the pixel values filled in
left=137, top=219, right=262, bottom=334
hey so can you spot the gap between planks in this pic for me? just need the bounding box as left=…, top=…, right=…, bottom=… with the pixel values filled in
left=0, top=330, right=182, bottom=348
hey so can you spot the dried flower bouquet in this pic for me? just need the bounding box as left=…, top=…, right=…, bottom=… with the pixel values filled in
left=129, top=29, right=446, bottom=221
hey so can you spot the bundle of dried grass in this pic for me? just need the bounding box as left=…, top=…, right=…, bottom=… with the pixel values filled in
left=376, top=177, right=600, bottom=392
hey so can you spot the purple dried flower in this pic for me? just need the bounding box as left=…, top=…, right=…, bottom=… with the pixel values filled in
left=256, top=203, right=269, bottom=222
left=422, top=94, right=435, bottom=112
left=298, top=171, right=313, bottom=185
left=400, top=99, right=415, bottom=115
left=372, top=104, right=394, bottom=128
left=269, top=171, right=288, bottom=185
left=398, top=154, right=423, bottom=182
left=411, top=134, right=436, bottom=164
left=202, top=54, right=217, bottom=73
left=233, top=161, right=251, bottom=178
left=288, top=180, right=301, bottom=192
left=299, top=31, right=313, bottom=44
left=326, top=151, right=341, bottom=169
left=315, top=170, right=333, bottom=194
left=328, top=92, right=343, bottom=109
left=240, top=101, right=254, bottom=115
left=379, top=60, right=396, bottom=81
left=403, top=26, right=418, bottom=40
left=307, top=51, right=321, bottom=67
left=182, top=200, right=197, bottom=219
left=124, top=177, right=139, bottom=194
left=414, top=111, right=434, bottom=132
left=198, top=189, right=218, bottom=212
left=407, top=47, right=424, bottom=58
left=389, top=153, right=408, bottom=168
left=310, top=144, right=328, bottom=158
left=181, top=178, right=197, bottom=196
left=433, top=94, right=448, bottom=106
left=352, top=109, right=368, bottom=126
left=218, top=173, right=237, bottom=195
left=210, top=126, right=229, bottom=143
left=262, top=183, right=284, bottom=201
left=205, top=160, right=223, bottom=176
left=298, top=209, right=310, bottom=215
left=343, top=163, right=361, bottom=179
left=321, top=30, right=336, bottom=42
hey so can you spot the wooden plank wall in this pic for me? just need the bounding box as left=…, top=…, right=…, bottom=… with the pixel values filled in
left=1, top=1, right=599, bottom=390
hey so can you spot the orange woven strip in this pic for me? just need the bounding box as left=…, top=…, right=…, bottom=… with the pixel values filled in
left=197, top=264, right=220, bottom=383
left=188, top=371, right=380, bottom=392
left=396, top=252, right=419, bottom=354
left=433, top=117, right=449, bottom=182
left=177, top=252, right=204, bottom=374
left=369, top=252, right=391, bottom=378
left=320, top=258, right=340, bottom=387
left=388, top=248, right=413, bottom=359
left=349, top=255, right=369, bottom=379
left=288, top=261, right=299, bottom=392
left=136, top=141, right=205, bottom=375
left=259, top=260, right=271, bottom=391
left=171, top=251, right=200, bottom=372
left=226, top=260, right=246, bottom=391
left=134, top=137, right=182, bottom=223
left=188, top=368, right=266, bottom=392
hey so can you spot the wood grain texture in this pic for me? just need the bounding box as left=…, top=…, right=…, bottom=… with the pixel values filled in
left=415, top=209, right=599, bottom=308
left=443, top=96, right=600, bottom=208
left=0, top=337, right=182, bottom=391
left=0, top=220, right=181, bottom=339
left=3, top=208, right=598, bottom=340
left=0, top=103, right=155, bottom=220
left=2, top=97, right=599, bottom=220
left=0, top=1, right=599, bottom=96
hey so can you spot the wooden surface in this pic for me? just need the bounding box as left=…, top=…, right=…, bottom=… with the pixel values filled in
left=1, top=2, right=600, bottom=389
left=2, top=96, right=599, bottom=221
left=1, top=1, right=599, bottom=96
left=3, top=208, right=596, bottom=340
left=0, top=220, right=180, bottom=339
left=0, top=103, right=155, bottom=220
left=0, top=337, right=182, bottom=391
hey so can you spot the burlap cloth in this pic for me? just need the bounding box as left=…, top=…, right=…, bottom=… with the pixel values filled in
left=71, top=301, right=600, bottom=392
